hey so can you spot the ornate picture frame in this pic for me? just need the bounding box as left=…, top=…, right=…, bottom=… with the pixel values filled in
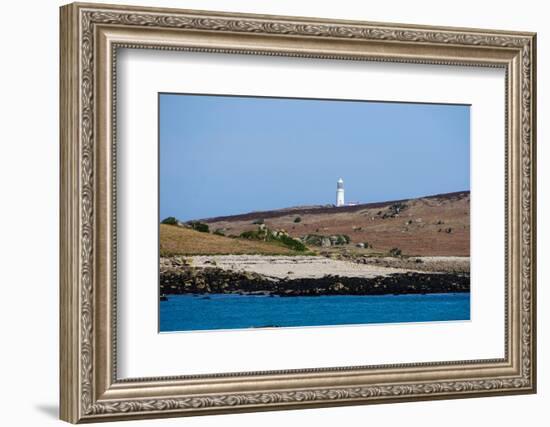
left=60, top=2, right=536, bottom=423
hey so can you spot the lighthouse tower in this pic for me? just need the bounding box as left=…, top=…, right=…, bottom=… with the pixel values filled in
left=336, top=178, right=345, bottom=207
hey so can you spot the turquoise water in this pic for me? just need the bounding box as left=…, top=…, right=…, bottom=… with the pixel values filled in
left=159, top=293, right=470, bottom=332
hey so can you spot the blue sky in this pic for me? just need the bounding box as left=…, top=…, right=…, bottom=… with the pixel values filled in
left=160, top=93, right=470, bottom=221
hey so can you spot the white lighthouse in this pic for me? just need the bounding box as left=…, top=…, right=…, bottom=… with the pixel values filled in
left=336, top=178, right=345, bottom=207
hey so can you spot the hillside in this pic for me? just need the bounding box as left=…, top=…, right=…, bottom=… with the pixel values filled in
left=199, top=191, right=470, bottom=256
left=160, top=224, right=303, bottom=256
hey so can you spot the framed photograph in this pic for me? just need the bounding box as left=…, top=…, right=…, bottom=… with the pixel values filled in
left=60, top=2, right=537, bottom=423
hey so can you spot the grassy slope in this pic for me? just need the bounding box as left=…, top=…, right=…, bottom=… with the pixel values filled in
left=160, top=224, right=302, bottom=256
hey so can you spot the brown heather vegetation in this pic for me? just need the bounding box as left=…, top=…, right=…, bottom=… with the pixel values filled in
left=200, top=191, right=470, bottom=257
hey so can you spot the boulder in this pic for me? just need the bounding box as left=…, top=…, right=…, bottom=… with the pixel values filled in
left=321, top=237, right=332, bottom=247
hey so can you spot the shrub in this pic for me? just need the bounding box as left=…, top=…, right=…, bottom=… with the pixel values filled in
left=213, top=228, right=225, bottom=236
left=334, top=234, right=351, bottom=245
left=240, top=226, right=307, bottom=252
left=278, top=234, right=307, bottom=251
left=252, top=218, right=264, bottom=225
left=240, top=230, right=259, bottom=240
left=389, top=202, right=407, bottom=215
left=301, top=234, right=323, bottom=246
left=294, top=216, right=302, bottom=223
left=389, top=247, right=402, bottom=257
left=161, top=216, right=178, bottom=225
left=189, top=221, right=209, bottom=233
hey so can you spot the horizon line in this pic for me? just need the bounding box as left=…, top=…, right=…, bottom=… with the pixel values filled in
left=167, top=189, right=470, bottom=224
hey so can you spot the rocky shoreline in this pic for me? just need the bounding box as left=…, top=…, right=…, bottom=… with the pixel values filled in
left=160, top=265, right=470, bottom=297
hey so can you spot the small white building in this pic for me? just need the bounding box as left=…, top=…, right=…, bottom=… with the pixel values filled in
left=336, top=178, right=345, bottom=207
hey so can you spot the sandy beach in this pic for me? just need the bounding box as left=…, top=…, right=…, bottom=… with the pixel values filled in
left=189, top=254, right=416, bottom=279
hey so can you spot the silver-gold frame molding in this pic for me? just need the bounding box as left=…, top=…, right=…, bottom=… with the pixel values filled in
left=60, top=2, right=537, bottom=423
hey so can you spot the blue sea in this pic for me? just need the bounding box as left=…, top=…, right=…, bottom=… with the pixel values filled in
left=159, top=293, right=470, bottom=332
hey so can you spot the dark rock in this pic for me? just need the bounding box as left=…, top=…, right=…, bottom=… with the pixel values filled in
left=160, top=265, right=470, bottom=297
